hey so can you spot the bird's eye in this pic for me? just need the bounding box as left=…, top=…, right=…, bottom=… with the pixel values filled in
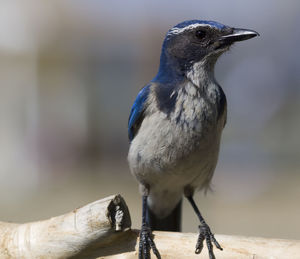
left=195, top=30, right=206, bottom=40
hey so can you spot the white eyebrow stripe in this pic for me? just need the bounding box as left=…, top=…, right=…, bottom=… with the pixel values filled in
left=167, top=23, right=214, bottom=36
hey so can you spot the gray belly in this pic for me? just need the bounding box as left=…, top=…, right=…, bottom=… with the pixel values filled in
left=128, top=109, right=224, bottom=218
left=128, top=109, right=224, bottom=191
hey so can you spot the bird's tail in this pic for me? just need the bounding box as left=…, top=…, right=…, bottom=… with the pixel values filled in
left=146, top=199, right=182, bottom=232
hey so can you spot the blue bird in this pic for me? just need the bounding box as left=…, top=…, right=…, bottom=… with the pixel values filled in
left=128, top=20, right=259, bottom=259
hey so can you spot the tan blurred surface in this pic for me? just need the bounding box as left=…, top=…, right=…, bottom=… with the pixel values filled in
left=0, top=159, right=299, bottom=240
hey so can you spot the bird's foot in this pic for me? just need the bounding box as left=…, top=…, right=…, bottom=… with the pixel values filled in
left=195, top=224, right=223, bottom=259
left=139, top=224, right=161, bottom=259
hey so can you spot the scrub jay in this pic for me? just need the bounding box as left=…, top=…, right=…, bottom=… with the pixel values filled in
left=128, top=20, right=259, bottom=259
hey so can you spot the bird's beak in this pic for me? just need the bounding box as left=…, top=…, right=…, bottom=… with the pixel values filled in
left=220, top=28, right=260, bottom=43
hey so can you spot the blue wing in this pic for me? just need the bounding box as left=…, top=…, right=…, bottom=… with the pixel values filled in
left=128, top=84, right=151, bottom=141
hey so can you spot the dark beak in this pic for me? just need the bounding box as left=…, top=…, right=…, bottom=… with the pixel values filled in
left=221, top=28, right=260, bottom=43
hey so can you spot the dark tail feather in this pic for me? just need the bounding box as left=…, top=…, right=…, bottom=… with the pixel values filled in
left=147, top=199, right=182, bottom=232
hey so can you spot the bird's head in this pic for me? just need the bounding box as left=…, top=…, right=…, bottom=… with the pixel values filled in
left=156, top=20, right=259, bottom=83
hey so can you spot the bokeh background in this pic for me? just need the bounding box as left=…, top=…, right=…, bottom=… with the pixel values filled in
left=0, top=0, right=299, bottom=240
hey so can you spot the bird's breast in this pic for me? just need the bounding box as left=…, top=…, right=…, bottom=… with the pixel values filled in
left=171, top=81, right=225, bottom=135
left=128, top=81, right=226, bottom=187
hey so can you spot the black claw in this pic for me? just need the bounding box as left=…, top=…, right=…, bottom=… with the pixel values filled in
left=139, top=231, right=144, bottom=259
left=186, top=196, right=222, bottom=258
left=195, top=224, right=222, bottom=258
left=195, top=230, right=205, bottom=254
left=211, top=234, right=223, bottom=251
left=206, top=234, right=215, bottom=259
left=139, top=225, right=160, bottom=259
left=148, top=236, right=161, bottom=259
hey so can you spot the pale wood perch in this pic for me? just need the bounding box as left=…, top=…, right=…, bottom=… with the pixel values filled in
left=0, top=194, right=299, bottom=259
left=95, top=231, right=300, bottom=259
left=0, top=194, right=131, bottom=258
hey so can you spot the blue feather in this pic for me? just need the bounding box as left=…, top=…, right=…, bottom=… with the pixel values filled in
left=128, top=84, right=151, bottom=141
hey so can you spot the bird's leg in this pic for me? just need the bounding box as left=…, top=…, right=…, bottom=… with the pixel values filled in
left=139, top=195, right=161, bottom=259
left=186, top=196, right=223, bottom=259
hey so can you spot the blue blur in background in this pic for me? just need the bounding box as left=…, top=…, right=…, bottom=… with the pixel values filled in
left=0, top=0, right=299, bottom=239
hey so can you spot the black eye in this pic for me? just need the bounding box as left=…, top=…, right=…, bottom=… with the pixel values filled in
left=195, top=30, right=206, bottom=40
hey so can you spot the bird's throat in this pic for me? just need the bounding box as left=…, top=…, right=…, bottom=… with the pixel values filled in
left=186, top=59, right=217, bottom=88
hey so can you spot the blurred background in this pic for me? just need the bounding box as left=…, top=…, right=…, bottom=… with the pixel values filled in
left=0, top=0, right=299, bottom=240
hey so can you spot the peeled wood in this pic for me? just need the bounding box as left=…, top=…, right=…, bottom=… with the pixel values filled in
left=0, top=194, right=131, bottom=258
left=0, top=195, right=299, bottom=259
left=92, top=231, right=300, bottom=259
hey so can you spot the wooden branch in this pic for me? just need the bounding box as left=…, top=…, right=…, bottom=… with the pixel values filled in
left=0, top=194, right=299, bottom=258
left=86, top=230, right=300, bottom=259
left=0, top=194, right=131, bottom=258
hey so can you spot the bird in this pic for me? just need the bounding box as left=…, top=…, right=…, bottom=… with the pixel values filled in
left=127, top=20, right=259, bottom=259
